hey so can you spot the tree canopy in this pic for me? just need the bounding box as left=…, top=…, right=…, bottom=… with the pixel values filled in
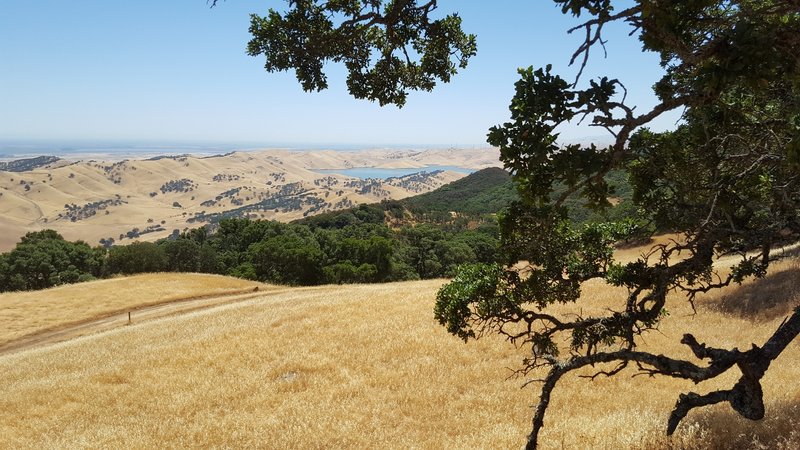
left=211, top=0, right=477, bottom=107
left=0, top=230, right=102, bottom=291
left=217, top=1, right=800, bottom=448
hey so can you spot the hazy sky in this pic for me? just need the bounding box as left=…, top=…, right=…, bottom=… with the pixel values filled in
left=0, top=1, right=680, bottom=147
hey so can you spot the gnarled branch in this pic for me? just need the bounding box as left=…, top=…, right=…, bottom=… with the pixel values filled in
left=526, top=306, right=800, bottom=449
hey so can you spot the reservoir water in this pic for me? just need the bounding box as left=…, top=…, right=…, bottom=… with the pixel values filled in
left=314, top=165, right=474, bottom=180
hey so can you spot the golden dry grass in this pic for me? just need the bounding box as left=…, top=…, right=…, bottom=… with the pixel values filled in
left=0, top=263, right=799, bottom=449
left=0, top=273, right=266, bottom=345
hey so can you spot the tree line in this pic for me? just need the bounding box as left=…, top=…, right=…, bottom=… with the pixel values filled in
left=0, top=210, right=499, bottom=292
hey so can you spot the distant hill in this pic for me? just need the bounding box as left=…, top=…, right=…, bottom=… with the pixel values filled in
left=297, top=167, right=516, bottom=229
left=0, top=148, right=498, bottom=251
left=0, top=156, right=61, bottom=172
left=297, top=166, right=638, bottom=230
left=404, top=167, right=516, bottom=215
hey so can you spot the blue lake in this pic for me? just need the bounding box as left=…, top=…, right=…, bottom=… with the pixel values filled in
left=314, top=165, right=474, bottom=179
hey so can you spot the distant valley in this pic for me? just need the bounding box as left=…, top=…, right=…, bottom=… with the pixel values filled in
left=0, top=148, right=500, bottom=251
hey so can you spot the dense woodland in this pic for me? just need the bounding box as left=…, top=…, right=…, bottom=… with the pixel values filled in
left=0, top=167, right=636, bottom=292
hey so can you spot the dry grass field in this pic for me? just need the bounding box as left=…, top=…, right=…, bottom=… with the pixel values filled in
left=1, top=261, right=799, bottom=448
left=0, top=273, right=266, bottom=346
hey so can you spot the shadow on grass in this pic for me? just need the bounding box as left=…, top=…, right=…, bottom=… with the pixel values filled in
left=636, top=398, right=800, bottom=450
left=685, top=399, right=800, bottom=450
left=708, top=266, right=800, bottom=322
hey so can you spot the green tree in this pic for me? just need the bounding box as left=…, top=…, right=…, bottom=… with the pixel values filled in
left=248, top=227, right=324, bottom=285
left=106, top=242, right=168, bottom=275
left=351, top=204, right=385, bottom=224
left=228, top=261, right=258, bottom=281
left=452, top=230, right=497, bottom=264
left=433, top=239, right=475, bottom=276
left=0, top=254, right=10, bottom=291
left=238, top=1, right=800, bottom=448
left=211, top=219, right=287, bottom=273
left=184, top=226, right=210, bottom=245
left=197, top=244, right=223, bottom=274
left=399, top=224, right=446, bottom=278
left=0, top=230, right=101, bottom=291
left=160, top=238, right=201, bottom=272
left=323, top=261, right=378, bottom=284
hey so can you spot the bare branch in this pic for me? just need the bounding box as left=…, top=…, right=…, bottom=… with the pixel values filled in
left=566, top=6, right=642, bottom=86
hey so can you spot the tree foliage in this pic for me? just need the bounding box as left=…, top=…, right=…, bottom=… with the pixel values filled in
left=0, top=230, right=101, bottom=291
left=224, top=0, right=477, bottom=107
left=160, top=238, right=202, bottom=272
left=249, top=227, right=324, bottom=284
left=105, top=242, right=168, bottom=275
left=404, top=167, right=517, bottom=216
left=0, top=215, right=501, bottom=292
left=221, top=0, right=800, bottom=448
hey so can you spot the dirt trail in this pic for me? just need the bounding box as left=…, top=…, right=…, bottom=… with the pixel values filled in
left=0, top=286, right=310, bottom=357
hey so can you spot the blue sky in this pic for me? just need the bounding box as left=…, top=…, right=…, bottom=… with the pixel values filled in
left=0, top=1, right=680, bottom=148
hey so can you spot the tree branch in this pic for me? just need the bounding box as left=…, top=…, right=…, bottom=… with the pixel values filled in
left=525, top=306, right=800, bottom=448
left=566, top=6, right=642, bottom=86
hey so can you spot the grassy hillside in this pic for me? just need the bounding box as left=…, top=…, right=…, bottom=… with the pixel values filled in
left=0, top=156, right=61, bottom=172
left=0, top=273, right=265, bottom=345
left=296, top=167, right=516, bottom=229
left=1, top=261, right=799, bottom=448
left=298, top=166, right=638, bottom=230
left=403, top=166, right=638, bottom=222
left=404, top=167, right=516, bottom=215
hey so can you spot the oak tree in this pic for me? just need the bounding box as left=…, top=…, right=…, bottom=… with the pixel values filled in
left=0, top=230, right=101, bottom=291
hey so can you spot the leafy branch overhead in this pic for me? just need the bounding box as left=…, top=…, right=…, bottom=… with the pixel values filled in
left=229, top=0, right=477, bottom=107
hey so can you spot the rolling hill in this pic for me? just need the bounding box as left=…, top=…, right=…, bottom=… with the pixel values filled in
left=0, top=156, right=62, bottom=172
left=0, top=148, right=501, bottom=251
left=297, top=166, right=638, bottom=231
left=403, top=167, right=516, bottom=215
left=295, top=167, right=516, bottom=229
